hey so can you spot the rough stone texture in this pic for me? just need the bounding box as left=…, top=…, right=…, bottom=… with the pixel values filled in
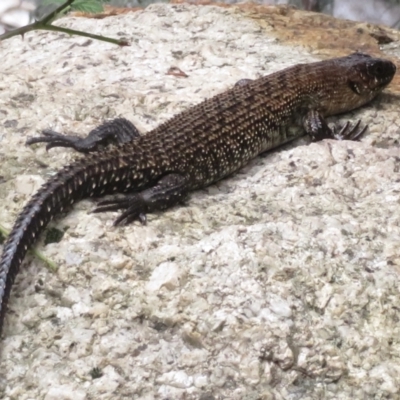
left=0, top=4, right=400, bottom=399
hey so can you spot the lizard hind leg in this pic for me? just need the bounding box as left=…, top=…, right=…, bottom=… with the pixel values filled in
left=26, top=118, right=141, bottom=153
left=91, top=173, right=190, bottom=226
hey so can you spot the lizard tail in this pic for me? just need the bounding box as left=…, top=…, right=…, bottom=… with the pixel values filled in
left=0, top=153, right=136, bottom=334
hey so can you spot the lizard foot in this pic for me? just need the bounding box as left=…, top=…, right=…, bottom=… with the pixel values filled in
left=26, top=118, right=141, bottom=153
left=92, top=195, right=148, bottom=226
left=305, top=110, right=368, bottom=142
left=92, top=173, right=189, bottom=226
left=26, top=129, right=90, bottom=152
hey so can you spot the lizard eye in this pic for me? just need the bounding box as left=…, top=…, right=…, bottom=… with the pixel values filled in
left=348, top=80, right=361, bottom=95
left=372, top=64, right=383, bottom=75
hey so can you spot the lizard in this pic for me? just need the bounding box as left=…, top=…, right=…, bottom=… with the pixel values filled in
left=0, top=52, right=396, bottom=337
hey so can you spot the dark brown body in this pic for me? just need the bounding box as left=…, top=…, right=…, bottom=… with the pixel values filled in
left=0, top=53, right=396, bottom=336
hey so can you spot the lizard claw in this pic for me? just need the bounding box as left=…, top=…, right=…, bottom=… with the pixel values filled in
left=91, top=195, right=147, bottom=226
left=332, top=120, right=367, bottom=141
left=114, top=209, right=147, bottom=226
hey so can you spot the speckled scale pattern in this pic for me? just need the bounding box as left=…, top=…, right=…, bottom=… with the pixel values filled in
left=0, top=52, right=396, bottom=334
left=128, top=55, right=385, bottom=187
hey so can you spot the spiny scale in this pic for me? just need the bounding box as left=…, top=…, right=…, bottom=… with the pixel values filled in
left=0, top=53, right=396, bottom=336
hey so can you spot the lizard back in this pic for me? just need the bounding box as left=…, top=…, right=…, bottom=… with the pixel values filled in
left=129, top=53, right=395, bottom=187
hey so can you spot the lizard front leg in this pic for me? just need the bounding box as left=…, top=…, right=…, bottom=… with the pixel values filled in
left=26, top=117, right=141, bottom=153
left=304, top=110, right=367, bottom=141
left=91, top=173, right=189, bottom=225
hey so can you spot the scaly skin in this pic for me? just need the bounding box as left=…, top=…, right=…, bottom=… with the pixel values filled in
left=0, top=52, right=396, bottom=336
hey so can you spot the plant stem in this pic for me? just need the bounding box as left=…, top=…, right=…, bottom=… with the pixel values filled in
left=0, top=0, right=129, bottom=46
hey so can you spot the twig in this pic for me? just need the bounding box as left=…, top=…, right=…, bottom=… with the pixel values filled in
left=0, top=0, right=129, bottom=46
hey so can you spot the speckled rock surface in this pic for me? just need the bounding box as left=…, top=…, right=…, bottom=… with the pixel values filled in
left=0, top=4, right=400, bottom=399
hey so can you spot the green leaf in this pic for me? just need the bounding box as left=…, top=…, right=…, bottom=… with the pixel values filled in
left=67, top=0, right=106, bottom=13
left=41, top=0, right=108, bottom=14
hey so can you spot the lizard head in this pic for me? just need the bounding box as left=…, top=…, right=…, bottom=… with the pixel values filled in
left=320, top=52, right=396, bottom=116
left=346, top=52, right=396, bottom=98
